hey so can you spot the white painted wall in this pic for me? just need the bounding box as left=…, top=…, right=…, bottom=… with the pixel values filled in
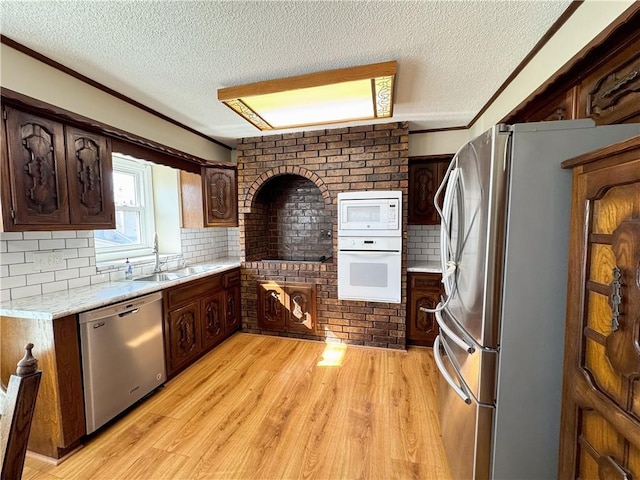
left=0, top=44, right=231, bottom=163
left=409, top=0, right=635, bottom=156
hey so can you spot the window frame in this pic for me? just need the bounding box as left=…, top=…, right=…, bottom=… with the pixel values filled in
left=94, top=154, right=156, bottom=263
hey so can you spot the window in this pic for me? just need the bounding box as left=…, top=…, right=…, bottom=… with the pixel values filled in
left=95, top=154, right=155, bottom=262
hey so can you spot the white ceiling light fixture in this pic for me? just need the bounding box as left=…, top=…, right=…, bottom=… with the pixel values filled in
left=218, top=61, right=397, bottom=131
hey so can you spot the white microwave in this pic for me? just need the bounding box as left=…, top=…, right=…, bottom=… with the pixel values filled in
left=337, top=191, right=402, bottom=237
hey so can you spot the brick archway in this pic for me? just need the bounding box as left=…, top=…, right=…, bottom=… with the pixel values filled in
left=240, top=166, right=332, bottom=215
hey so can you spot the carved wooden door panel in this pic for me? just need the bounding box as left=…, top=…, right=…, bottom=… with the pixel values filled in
left=257, top=281, right=285, bottom=330
left=167, top=302, right=202, bottom=373
left=65, top=126, right=115, bottom=228
left=225, top=285, right=241, bottom=334
left=201, top=291, right=225, bottom=349
left=408, top=158, right=450, bottom=225
left=285, top=284, right=316, bottom=334
left=407, top=273, right=442, bottom=346
left=3, top=107, right=69, bottom=227
left=409, top=161, right=439, bottom=225
left=559, top=139, right=640, bottom=479
left=578, top=35, right=640, bottom=125
left=202, top=167, right=237, bottom=227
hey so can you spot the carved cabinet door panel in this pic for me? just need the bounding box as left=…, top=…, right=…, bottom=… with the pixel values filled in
left=559, top=138, right=640, bottom=479
left=407, top=273, right=442, bottom=346
left=3, top=107, right=69, bottom=227
left=224, top=285, right=241, bottom=334
left=167, top=302, right=202, bottom=374
left=578, top=36, right=640, bottom=125
left=65, top=126, right=115, bottom=228
left=408, top=158, right=450, bottom=225
left=285, top=284, right=316, bottom=334
left=201, top=291, right=225, bottom=350
left=202, top=167, right=238, bottom=227
left=257, top=281, right=286, bottom=330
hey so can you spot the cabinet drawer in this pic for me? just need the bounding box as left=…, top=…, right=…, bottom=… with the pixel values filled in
left=166, top=274, right=223, bottom=308
left=410, top=273, right=441, bottom=289
left=224, top=268, right=240, bottom=287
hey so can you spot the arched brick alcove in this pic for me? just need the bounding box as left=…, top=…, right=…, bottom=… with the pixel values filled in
left=242, top=167, right=333, bottom=262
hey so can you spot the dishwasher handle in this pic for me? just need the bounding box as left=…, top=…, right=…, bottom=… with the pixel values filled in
left=119, top=308, right=140, bottom=317
left=79, top=291, right=163, bottom=324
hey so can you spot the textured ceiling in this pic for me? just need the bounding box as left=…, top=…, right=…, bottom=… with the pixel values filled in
left=0, top=1, right=573, bottom=148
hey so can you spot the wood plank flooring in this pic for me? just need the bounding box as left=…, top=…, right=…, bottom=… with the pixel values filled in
left=22, top=333, right=452, bottom=480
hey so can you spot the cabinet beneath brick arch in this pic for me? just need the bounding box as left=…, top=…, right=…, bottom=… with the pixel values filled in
left=257, top=280, right=316, bottom=335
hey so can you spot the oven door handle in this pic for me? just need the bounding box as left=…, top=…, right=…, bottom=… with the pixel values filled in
left=338, top=250, right=400, bottom=256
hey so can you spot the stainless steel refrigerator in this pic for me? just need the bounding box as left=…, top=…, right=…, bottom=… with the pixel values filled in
left=431, top=119, right=640, bottom=480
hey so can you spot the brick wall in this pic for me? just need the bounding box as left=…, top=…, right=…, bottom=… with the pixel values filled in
left=237, top=122, right=409, bottom=349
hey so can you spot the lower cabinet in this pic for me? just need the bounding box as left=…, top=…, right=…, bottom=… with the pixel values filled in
left=257, top=281, right=316, bottom=334
left=407, top=272, right=442, bottom=346
left=164, top=268, right=241, bottom=378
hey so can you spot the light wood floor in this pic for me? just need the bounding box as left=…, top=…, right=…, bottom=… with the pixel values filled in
left=23, top=333, right=452, bottom=480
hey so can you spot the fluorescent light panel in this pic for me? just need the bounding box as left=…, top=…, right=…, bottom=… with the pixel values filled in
left=218, top=61, right=396, bottom=131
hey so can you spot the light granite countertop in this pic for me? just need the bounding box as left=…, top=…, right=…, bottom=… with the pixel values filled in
left=407, top=261, right=442, bottom=274
left=0, top=259, right=241, bottom=321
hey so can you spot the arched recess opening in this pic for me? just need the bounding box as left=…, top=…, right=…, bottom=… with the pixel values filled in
left=244, top=173, right=333, bottom=262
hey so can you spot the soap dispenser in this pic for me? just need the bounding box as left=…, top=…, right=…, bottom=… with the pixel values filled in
left=125, top=258, right=133, bottom=279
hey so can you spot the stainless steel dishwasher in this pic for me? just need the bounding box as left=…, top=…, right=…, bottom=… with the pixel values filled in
left=79, top=291, right=166, bottom=434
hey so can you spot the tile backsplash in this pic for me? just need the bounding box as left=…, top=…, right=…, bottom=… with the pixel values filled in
left=407, top=224, right=441, bottom=264
left=0, top=227, right=239, bottom=301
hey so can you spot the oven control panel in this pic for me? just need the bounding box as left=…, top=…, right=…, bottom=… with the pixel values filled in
left=338, top=236, right=402, bottom=252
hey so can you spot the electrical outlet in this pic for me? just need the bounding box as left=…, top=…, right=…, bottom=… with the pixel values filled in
left=33, top=251, right=64, bottom=271
left=320, top=230, right=332, bottom=240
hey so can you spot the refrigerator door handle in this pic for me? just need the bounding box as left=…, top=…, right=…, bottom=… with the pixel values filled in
left=433, top=335, right=472, bottom=405
left=435, top=310, right=475, bottom=353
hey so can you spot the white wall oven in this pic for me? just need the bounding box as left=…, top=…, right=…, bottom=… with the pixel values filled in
left=337, top=191, right=402, bottom=303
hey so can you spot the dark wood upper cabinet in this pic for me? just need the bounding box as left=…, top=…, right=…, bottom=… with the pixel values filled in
left=202, top=166, right=237, bottom=227
left=578, top=34, right=640, bottom=125
left=408, top=156, right=451, bottom=225
left=509, top=88, right=578, bottom=124
left=2, top=106, right=115, bottom=231
left=3, top=107, right=69, bottom=227
left=65, top=126, right=115, bottom=227
left=504, top=7, right=640, bottom=127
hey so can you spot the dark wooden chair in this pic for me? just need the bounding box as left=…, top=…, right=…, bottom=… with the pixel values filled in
left=1, top=343, right=42, bottom=480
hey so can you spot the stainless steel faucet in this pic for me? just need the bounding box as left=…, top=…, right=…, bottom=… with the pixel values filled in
left=153, top=233, right=162, bottom=273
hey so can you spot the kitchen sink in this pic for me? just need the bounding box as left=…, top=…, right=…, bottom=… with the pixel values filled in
left=134, top=272, right=186, bottom=282
left=133, top=264, right=223, bottom=282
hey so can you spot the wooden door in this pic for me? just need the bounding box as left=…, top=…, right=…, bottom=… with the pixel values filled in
left=559, top=138, right=640, bottom=479
left=201, top=291, right=225, bottom=349
left=225, top=285, right=241, bottom=334
left=407, top=273, right=442, bottom=346
left=167, top=302, right=202, bottom=374
left=285, top=283, right=316, bottom=334
left=202, top=166, right=238, bottom=227
left=65, top=126, right=115, bottom=228
left=257, top=281, right=286, bottom=330
left=408, top=157, right=450, bottom=225
left=3, top=107, right=69, bottom=228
